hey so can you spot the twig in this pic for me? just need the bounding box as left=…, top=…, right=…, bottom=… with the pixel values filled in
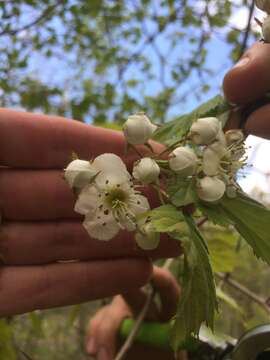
left=0, top=1, right=64, bottom=37
left=114, top=258, right=173, bottom=360
left=216, top=272, right=270, bottom=314
left=238, top=0, right=255, bottom=60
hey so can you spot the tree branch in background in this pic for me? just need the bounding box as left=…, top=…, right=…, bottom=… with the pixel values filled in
left=0, top=0, right=64, bottom=37
left=216, top=272, right=270, bottom=314
left=238, top=0, right=256, bottom=60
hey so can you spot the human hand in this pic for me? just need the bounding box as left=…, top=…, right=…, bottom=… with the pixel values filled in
left=0, top=109, right=181, bottom=316
left=85, top=266, right=187, bottom=360
left=223, top=42, right=270, bottom=138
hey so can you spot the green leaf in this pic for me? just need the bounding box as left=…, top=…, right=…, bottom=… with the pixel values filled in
left=205, top=227, right=238, bottom=273
left=150, top=204, right=188, bottom=234
left=171, top=214, right=218, bottom=350
left=167, top=176, right=197, bottom=207
left=153, top=95, right=231, bottom=144
left=198, top=202, right=232, bottom=227
left=220, top=193, right=270, bottom=264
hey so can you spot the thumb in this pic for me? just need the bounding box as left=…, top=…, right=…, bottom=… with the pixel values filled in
left=223, top=42, right=270, bottom=104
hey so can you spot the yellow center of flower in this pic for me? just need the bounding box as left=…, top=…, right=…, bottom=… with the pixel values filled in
left=105, top=188, right=127, bottom=208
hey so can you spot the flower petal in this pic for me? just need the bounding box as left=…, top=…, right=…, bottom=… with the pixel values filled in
left=74, top=185, right=100, bottom=215
left=83, top=212, right=120, bottom=241
left=128, top=194, right=150, bottom=216
left=93, top=153, right=131, bottom=188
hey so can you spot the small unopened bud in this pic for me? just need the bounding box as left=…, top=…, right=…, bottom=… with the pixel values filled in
left=262, top=15, right=270, bottom=42
left=197, top=176, right=226, bottom=202
left=256, top=0, right=270, bottom=13
left=123, top=113, right=157, bottom=145
left=135, top=222, right=160, bottom=250
left=189, top=117, right=220, bottom=145
left=133, top=157, right=160, bottom=184
left=169, top=147, right=198, bottom=176
left=225, top=129, right=244, bottom=145
left=202, top=148, right=220, bottom=176
left=65, top=159, right=97, bottom=188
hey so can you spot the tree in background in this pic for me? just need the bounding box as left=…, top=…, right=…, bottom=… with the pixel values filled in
left=0, top=0, right=258, bottom=123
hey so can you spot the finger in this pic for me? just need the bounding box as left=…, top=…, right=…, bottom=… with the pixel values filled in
left=122, top=266, right=180, bottom=322
left=0, top=222, right=182, bottom=265
left=0, top=169, right=77, bottom=220
left=151, top=267, right=180, bottom=321
left=223, top=42, right=270, bottom=104
left=86, top=296, right=131, bottom=358
left=245, top=103, right=270, bottom=138
left=0, top=258, right=152, bottom=316
left=0, top=108, right=163, bottom=169
left=0, top=169, right=161, bottom=220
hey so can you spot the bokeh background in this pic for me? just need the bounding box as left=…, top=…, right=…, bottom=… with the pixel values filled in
left=1, top=1, right=270, bottom=359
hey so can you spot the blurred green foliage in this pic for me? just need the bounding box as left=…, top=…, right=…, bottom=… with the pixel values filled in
left=0, top=0, right=258, bottom=124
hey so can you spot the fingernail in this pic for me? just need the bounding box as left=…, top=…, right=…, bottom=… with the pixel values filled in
left=97, top=347, right=109, bottom=360
left=86, top=337, right=97, bottom=354
left=234, top=57, right=250, bottom=68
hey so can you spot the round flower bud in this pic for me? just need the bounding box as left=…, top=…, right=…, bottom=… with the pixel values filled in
left=169, top=147, right=198, bottom=176
left=256, top=0, right=270, bottom=13
left=197, top=176, right=226, bottom=202
left=123, top=113, right=157, bottom=145
left=202, top=148, right=220, bottom=176
left=64, top=159, right=97, bottom=188
left=189, top=117, right=220, bottom=145
left=262, top=15, right=270, bottom=42
left=225, top=129, right=244, bottom=145
left=135, top=222, right=160, bottom=250
left=133, top=157, right=160, bottom=184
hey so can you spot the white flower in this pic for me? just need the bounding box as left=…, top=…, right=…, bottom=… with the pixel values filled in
left=189, top=117, right=220, bottom=145
left=225, top=130, right=244, bottom=145
left=133, top=157, right=160, bottom=184
left=135, top=219, right=160, bottom=250
left=263, top=15, right=270, bottom=42
left=64, top=159, right=97, bottom=188
left=123, top=113, right=157, bottom=145
left=169, top=147, right=198, bottom=176
left=197, top=176, right=226, bottom=202
left=74, top=153, right=150, bottom=241
left=256, top=0, right=270, bottom=13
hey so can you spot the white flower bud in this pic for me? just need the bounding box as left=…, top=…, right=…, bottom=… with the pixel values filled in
left=135, top=222, right=160, bottom=250
left=169, top=147, right=198, bottom=176
left=65, top=159, right=97, bottom=188
left=123, top=113, right=157, bottom=145
left=225, top=130, right=244, bottom=145
left=197, top=176, right=226, bottom=202
left=189, top=117, right=220, bottom=145
left=133, top=157, right=160, bottom=184
left=262, top=15, right=270, bottom=42
left=256, top=0, right=270, bottom=13
left=202, top=148, right=220, bottom=176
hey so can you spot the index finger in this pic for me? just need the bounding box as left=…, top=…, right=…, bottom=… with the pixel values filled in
left=223, top=42, right=270, bottom=104
left=0, top=108, right=162, bottom=169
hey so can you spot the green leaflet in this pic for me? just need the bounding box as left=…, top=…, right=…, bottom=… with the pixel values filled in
left=153, top=95, right=231, bottom=145
left=171, top=214, right=218, bottom=350
left=203, top=225, right=238, bottom=273
left=219, top=193, right=270, bottom=264
left=198, top=201, right=232, bottom=227
left=167, top=176, right=197, bottom=207
left=150, top=204, right=188, bottom=234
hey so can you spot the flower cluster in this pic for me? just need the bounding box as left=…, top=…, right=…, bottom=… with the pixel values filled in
left=65, top=113, right=246, bottom=249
